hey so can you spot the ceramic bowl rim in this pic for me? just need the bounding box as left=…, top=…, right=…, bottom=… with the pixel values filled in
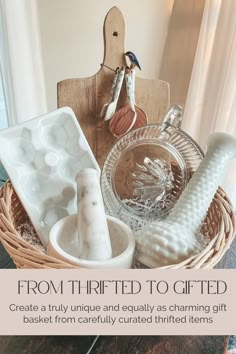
left=48, top=214, right=135, bottom=266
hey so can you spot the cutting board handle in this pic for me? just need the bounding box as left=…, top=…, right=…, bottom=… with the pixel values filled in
left=102, top=7, right=127, bottom=70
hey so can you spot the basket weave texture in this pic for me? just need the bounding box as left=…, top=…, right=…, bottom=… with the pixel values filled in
left=0, top=181, right=235, bottom=269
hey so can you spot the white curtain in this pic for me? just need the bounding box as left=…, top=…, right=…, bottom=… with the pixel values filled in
left=0, top=0, right=47, bottom=125
left=183, top=0, right=236, bottom=207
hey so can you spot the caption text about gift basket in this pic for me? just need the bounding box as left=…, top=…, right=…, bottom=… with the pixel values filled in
left=0, top=269, right=235, bottom=335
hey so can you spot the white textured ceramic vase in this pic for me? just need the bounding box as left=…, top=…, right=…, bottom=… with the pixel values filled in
left=136, top=132, right=236, bottom=268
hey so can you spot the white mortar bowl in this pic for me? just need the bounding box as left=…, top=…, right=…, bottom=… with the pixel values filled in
left=47, top=214, right=135, bottom=268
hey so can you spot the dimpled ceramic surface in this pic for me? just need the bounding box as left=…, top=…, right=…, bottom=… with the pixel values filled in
left=136, top=132, right=236, bottom=268
left=0, top=107, right=100, bottom=246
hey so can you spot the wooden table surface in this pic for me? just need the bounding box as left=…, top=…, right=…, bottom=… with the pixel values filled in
left=0, top=167, right=234, bottom=354
left=0, top=335, right=229, bottom=354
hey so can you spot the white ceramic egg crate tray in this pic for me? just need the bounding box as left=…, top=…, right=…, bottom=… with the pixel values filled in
left=0, top=107, right=100, bottom=246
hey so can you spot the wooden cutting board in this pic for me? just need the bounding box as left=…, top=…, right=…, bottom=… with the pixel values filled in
left=57, top=6, right=170, bottom=167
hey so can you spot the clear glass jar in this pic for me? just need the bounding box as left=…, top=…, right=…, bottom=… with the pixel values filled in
left=101, top=106, right=204, bottom=231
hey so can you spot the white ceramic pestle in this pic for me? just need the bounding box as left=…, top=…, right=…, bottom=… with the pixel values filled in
left=136, top=132, right=236, bottom=268
left=76, top=168, right=112, bottom=261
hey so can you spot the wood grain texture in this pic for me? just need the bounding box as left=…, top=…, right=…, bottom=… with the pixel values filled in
left=92, top=336, right=228, bottom=354
left=0, top=242, right=12, bottom=268
left=216, top=237, right=236, bottom=269
left=58, top=7, right=170, bottom=167
left=159, top=0, right=205, bottom=108
left=0, top=336, right=96, bottom=354
left=0, top=335, right=228, bottom=354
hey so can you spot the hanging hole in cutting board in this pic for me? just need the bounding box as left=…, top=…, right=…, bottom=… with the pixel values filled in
left=113, top=31, right=118, bottom=37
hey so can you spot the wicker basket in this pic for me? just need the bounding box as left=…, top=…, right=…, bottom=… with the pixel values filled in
left=0, top=181, right=235, bottom=269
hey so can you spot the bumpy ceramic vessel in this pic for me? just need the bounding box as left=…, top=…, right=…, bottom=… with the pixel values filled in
left=136, top=132, right=236, bottom=268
